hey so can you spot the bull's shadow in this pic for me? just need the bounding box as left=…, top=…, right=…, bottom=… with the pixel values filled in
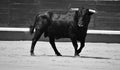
left=42, top=55, right=110, bottom=60
left=80, top=55, right=110, bottom=59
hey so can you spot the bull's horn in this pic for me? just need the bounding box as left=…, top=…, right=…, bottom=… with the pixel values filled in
left=70, top=8, right=79, bottom=11
left=89, top=9, right=96, bottom=13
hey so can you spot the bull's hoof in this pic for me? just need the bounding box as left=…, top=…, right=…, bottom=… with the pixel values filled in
left=57, top=54, right=62, bottom=56
left=74, top=53, right=80, bottom=56
left=31, top=53, right=35, bottom=56
left=75, top=54, right=80, bottom=56
left=56, top=53, right=62, bottom=56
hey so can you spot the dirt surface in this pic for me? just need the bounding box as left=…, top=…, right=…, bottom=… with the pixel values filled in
left=0, top=41, right=120, bottom=70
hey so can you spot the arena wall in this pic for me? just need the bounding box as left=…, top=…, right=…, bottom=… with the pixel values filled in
left=0, top=0, right=120, bottom=30
left=0, top=0, right=120, bottom=42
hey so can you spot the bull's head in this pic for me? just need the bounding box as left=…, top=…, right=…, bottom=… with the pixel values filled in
left=71, top=8, right=96, bottom=27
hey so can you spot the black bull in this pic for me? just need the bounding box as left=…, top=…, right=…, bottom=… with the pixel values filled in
left=30, top=8, right=96, bottom=56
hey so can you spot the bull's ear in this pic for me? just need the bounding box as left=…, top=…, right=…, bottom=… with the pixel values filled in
left=45, top=11, right=53, bottom=18
left=47, top=11, right=53, bottom=18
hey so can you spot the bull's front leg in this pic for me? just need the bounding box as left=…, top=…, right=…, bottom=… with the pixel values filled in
left=71, top=38, right=79, bottom=56
left=49, top=37, right=62, bottom=56
left=77, top=41, right=85, bottom=56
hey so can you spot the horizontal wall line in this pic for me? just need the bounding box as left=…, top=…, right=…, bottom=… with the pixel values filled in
left=87, top=30, right=120, bottom=35
left=0, top=27, right=120, bottom=35
left=0, top=27, right=30, bottom=32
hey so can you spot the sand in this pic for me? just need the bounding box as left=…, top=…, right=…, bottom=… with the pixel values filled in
left=0, top=41, right=120, bottom=70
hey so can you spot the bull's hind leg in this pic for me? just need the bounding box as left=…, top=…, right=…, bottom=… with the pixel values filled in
left=49, top=37, right=62, bottom=56
left=30, top=29, right=43, bottom=56
left=71, top=38, right=79, bottom=56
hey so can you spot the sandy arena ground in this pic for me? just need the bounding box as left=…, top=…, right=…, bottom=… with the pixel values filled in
left=0, top=41, right=120, bottom=70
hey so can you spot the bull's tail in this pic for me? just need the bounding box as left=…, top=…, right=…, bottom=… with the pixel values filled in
left=29, top=15, right=39, bottom=35
left=29, top=25, right=34, bottom=34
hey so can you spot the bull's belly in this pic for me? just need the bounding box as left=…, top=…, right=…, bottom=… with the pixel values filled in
left=47, top=31, right=70, bottom=39
left=45, top=23, right=71, bottom=39
left=54, top=35, right=70, bottom=39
